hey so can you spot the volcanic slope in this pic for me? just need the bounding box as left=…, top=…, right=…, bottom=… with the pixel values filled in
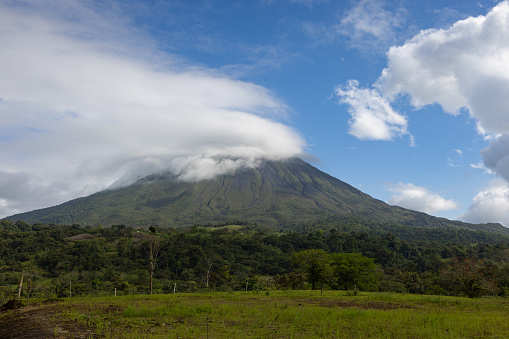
left=6, top=158, right=508, bottom=234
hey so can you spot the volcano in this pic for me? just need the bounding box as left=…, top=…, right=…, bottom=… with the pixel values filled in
left=6, top=158, right=508, bottom=234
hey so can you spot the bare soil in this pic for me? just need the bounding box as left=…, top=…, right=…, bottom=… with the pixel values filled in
left=240, top=296, right=417, bottom=310
left=0, top=302, right=96, bottom=339
left=310, top=299, right=418, bottom=310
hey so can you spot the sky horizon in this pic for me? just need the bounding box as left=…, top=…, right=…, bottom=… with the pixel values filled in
left=2, top=0, right=509, bottom=226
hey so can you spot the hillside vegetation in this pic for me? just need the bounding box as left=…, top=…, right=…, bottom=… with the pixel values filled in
left=2, top=219, right=509, bottom=302
left=7, top=159, right=508, bottom=236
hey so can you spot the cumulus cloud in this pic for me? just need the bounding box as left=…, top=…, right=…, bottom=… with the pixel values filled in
left=0, top=1, right=306, bottom=217
left=335, top=80, right=409, bottom=141
left=379, top=1, right=509, bottom=135
left=378, top=1, right=509, bottom=225
left=337, top=1, right=509, bottom=225
left=339, top=0, right=509, bottom=144
left=459, top=179, right=509, bottom=226
left=481, top=135, right=509, bottom=183
left=387, top=183, right=460, bottom=214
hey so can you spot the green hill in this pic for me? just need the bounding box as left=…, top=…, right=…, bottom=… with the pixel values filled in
left=6, top=158, right=509, bottom=235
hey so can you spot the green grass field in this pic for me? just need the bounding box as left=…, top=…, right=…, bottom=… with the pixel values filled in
left=15, top=290, right=508, bottom=338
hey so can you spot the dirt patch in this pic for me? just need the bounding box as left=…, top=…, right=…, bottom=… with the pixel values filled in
left=0, top=300, right=24, bottom=312
left=213, top=296, right=417, bottom=311
left=131, top=231, right=153, bottom=242
left=314, top=299, right=417, bottom=310
left=67, top=233, right=95, bottom=241
left=299, top=299, right=415, bottom=310
left=0, top=303, right=97, bottom=339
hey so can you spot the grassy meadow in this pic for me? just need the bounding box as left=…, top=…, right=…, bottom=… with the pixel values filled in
left=20, top=290, right=509, bottom=338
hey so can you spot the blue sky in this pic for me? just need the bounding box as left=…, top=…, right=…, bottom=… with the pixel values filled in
left=1, top=0, right=509, bottom=226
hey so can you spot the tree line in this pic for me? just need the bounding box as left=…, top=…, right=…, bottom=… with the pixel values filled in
left=1, top=219, right=509, bottom=301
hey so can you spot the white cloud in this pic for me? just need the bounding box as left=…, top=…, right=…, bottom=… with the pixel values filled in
left=339, top=0, right=402, bottom=39
left=387, top=183, right=460, bottom=214
left=290, top=0, right=327, bottom=8
left=338, top=1, right=509, bottom=225
left=335, top=80, right=409, bottom=141
left=337, top=0, right=404, bottom=51
left=459, top=179, right=509, bottom=226
left=379, top=1, right=509, bottom=137
left=447, top=149, right=464, bottom=167
left=0, top=1, right=306, bottom=217
left=379, top=1, right=509, bottom=226
left=470, top=162, right=487, bottom=171
left=301, top=0, right=404, bottom=52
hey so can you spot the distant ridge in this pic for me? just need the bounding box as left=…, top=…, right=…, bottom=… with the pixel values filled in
left=7, top=158, right=509, bottom=235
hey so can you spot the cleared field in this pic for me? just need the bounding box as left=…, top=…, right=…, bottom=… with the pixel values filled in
left=2, top=290, right=509, bottom=338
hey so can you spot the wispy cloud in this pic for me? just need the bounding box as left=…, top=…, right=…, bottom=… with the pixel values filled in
left=447, top=149, right=465, bottom=167
left=387, top=182, right=460, bottom=214
left=303, top=0, right=404, bottom=53
left=290, top=0, right=328, bottom=8
left=0, top=1, right=306, bottom=217
left=470, top=162, right=494, bottom=174
left=219, top=44, right=301, bottom=79
left=338, top=0, right=404, bottom=46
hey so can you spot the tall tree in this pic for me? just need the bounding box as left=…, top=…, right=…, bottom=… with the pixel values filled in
left=293, top=249, right=332, bottom=290
left=145, top=232, right=165, bottom=294
left=439, top=257, right=499, bottom=297
left=330, top=253, right=380, bottom=291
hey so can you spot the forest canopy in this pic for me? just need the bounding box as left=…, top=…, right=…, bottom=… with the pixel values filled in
left=1, top=218, right=509, bottom=302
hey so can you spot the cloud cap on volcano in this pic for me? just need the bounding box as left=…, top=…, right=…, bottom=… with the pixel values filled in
left=0, top=1, right=306, bottom=217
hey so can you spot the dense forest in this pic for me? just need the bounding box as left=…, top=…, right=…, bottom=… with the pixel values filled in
left=2, top=218, right=509, bottom=303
